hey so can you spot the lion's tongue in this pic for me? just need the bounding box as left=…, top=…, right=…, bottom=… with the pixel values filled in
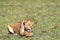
left=27, top=30, right=32, bottom=32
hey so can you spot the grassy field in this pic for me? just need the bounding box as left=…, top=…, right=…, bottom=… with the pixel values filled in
left=0, top=0, right=60, bottom=40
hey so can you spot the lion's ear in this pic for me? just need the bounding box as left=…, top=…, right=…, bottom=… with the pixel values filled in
left=32, top=21, right=34, bottom=24
left=21, top=20, right=26, bottom=27
left=23, top=22, right=25, bottom=26
left=30, top=20, right=34, bottom=25
left=22, top=20, right=25, bottom=24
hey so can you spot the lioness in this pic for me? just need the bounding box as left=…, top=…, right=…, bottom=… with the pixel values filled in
left=7, top=19, right=34, bottom=37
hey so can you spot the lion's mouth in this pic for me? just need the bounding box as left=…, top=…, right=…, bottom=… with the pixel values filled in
left=27, top=29, right=32, bottom=32
left=24, top=28, right=32, bottom=32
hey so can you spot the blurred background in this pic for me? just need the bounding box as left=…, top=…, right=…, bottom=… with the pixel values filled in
left=0, top=0, right=60, bottom=40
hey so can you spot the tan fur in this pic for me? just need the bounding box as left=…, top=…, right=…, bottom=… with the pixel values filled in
left=7, top=19, right=34, bottom=36
left=24, top=31, right=33, bottom=36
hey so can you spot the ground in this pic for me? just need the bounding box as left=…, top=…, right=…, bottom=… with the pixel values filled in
left=0, top=0, right=60, bottom=40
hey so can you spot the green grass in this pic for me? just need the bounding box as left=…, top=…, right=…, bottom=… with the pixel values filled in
left=0, top=0, right=60, bottom=40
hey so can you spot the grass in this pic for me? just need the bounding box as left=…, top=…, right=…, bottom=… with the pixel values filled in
left=0, top=0, right=60, bottom=40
